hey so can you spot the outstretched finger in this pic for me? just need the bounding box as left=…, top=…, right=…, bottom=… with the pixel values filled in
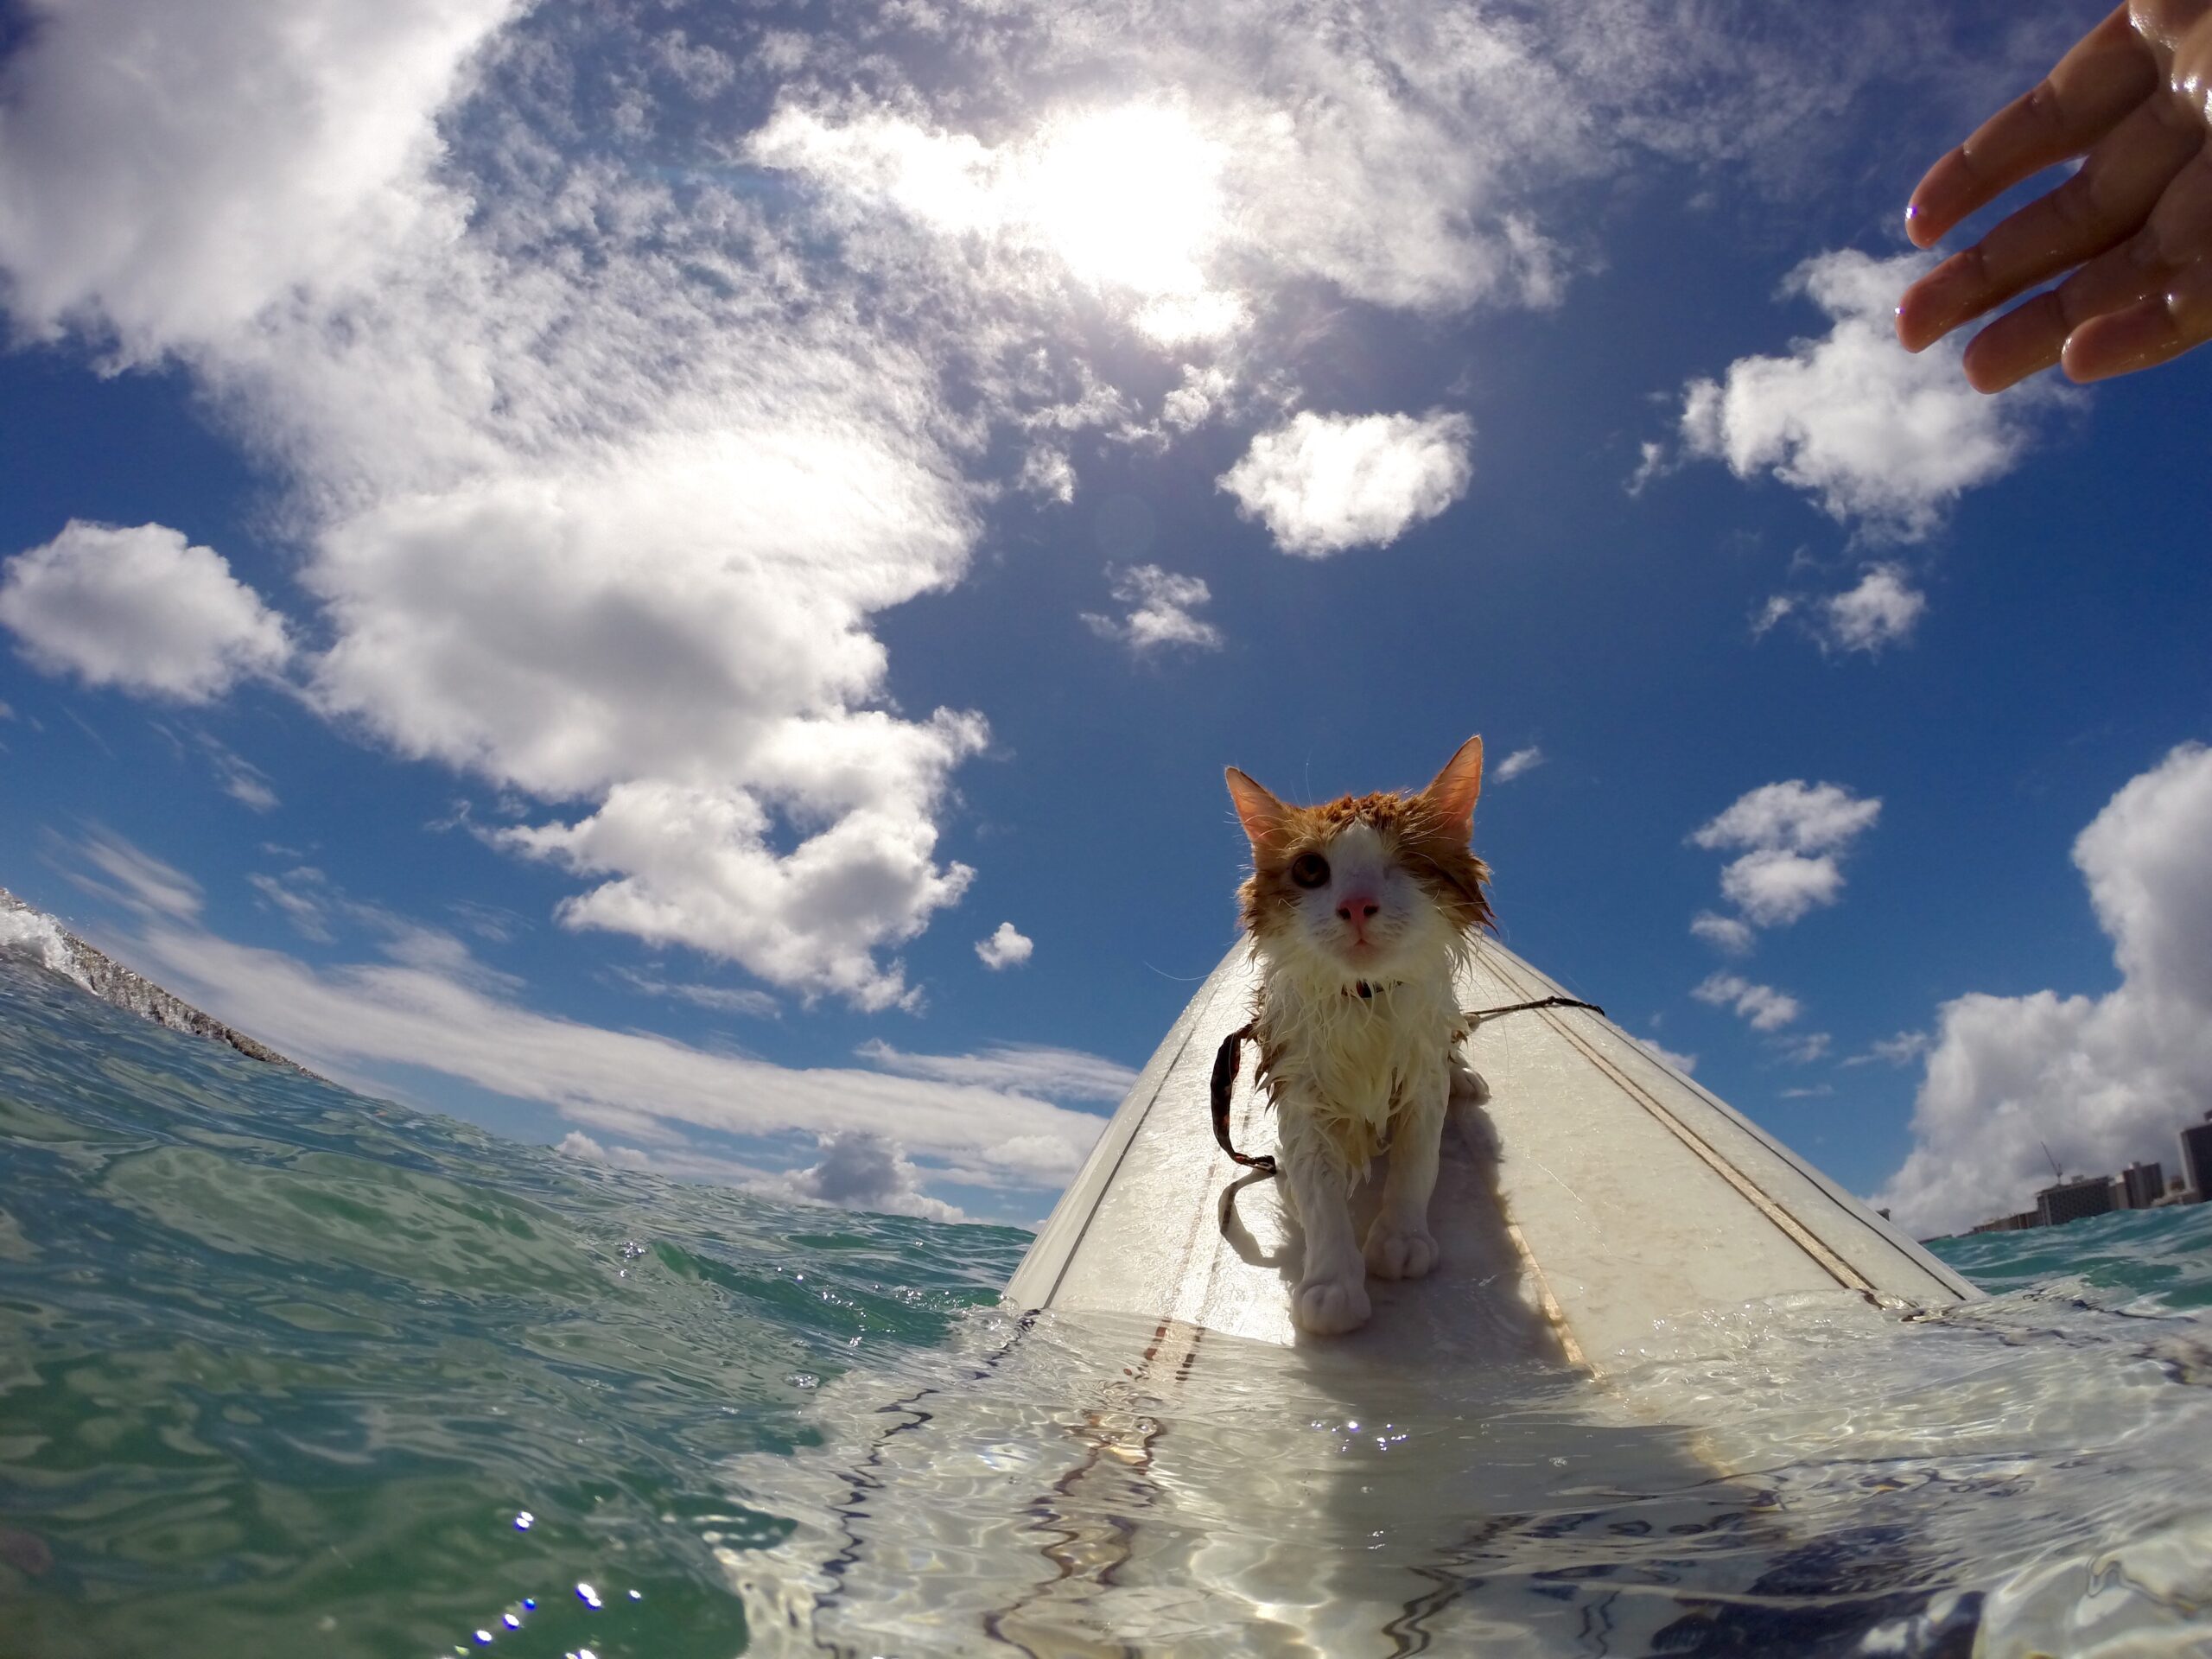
left=1954, top=149, right=2212, bottom=391
left=1906, top=7, right=2157, bottom=250
left=2060, top=257, right=2212, bottom=379
left=1897, top=93, right=2205, bottom=353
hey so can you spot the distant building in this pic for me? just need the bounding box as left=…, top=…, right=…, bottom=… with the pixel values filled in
left=2121, top=1160, right=2164, bottom=1211
left=2037, top=1174, right=2118, bottom=1227
left=2182, top=1112, right=2212, bottom=1204
left=1969, top=1211, right=2040, bottom=1234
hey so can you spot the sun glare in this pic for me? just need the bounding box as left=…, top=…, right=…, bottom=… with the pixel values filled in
left=1027, top=105, right=1224, bottom=298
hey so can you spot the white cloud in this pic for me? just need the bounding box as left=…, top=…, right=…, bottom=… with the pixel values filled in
left=1218, top=410, right=1473, bottom=558
left=612, top=968, right=779, bottom=1020
left=1493, top=746, right=1545, bottom=784
left=1821, top=563, right=1927, bottom=653
left=856, top=1038, right=1135, bottom=1103
left=1675, top=250, right=2065, bottom=540
left=557, top=1129, right=650, bottom=1170
left=0, top=0, right=519, bottom=355
left=1694, top=972, right=1801, bottom=1032
left=556, top=1128, right=793, bottom=1192
left=72, top=833, right=204, bottom=921
left=1778, top=1030, right=1833, bottom=1065
left=1636, top=1036, right=1697, bottom=1075
left=1878, top=745, right=2212, bottom=1237
left=498, top=767, right=979, bottom=1014
left=106, top=904, right=1108, bottom=1198
left=202, top=738, right=281, bottom=812
left=1751, top=594, right=1796, bottom=639
left=1694, top=779, right=1883, bottom=858
left=1690, top=911, right=1755, bottom=955
left=751, top=100, right=1233, bottom=310
left=772, top=1128, right=964, bottom=1223
left=1083, top=565, right=1223, bottom=653
left=1718, top=849, right=1847, bottom=928
left=1845, top=1029, right=1930, bottom=1068
left=1692, top=779, right=1881, bottom=931
left=0, top=522, right=290, bottom=702
left=973, top=922, right=1035, bottom=972
left=1756, top=565, right=1929, bottom=656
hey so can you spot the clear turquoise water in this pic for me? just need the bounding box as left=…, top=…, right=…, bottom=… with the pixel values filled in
left=3, top=950, right=2209, bottom=1657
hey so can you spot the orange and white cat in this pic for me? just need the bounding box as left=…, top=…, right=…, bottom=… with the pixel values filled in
left=1224, top=736, right=1492, bottom=1336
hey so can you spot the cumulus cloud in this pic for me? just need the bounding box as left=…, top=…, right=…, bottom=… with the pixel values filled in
left=774, top=1128, right=964, bottom=1223
left=1083, top=565, right=1224, bottom=653
left=1693, top=972, right=1802, bottom=1032
left=1757, top=565, right=1929, bottom=656
left=497, top=766, right=980, bottom=1014
left=1218, top=410, right=1473, bottom=557
left=1690, top=911, right=1755, bottom=955
left=1692, top=779, right=1881, bottom=931
left=1493, top=746, right=1545, bottom=784
left=0, top=522, right=290, bottom=702
left=1821, top=564, right=1927, bottom=652
left=973, top=923, right=1035, bottom=971
left=1675, top=250, right=2065, bottom=540
left=1878, top=745, right=2212, bottom=1237
left=1717, top=849, right=1847, bottom=928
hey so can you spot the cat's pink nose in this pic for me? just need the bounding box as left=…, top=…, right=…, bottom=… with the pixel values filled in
left=1336, top=893, right=1381, bottom=938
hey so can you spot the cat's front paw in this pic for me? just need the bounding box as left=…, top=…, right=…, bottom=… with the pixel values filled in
left=1363, top=1222, right=1439, bottom=1281
left=1293, top=1274, right=1372, bottom=1336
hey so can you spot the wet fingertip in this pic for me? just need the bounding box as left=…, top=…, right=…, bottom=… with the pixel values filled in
left=1959, top=339, right=2010, bottom=396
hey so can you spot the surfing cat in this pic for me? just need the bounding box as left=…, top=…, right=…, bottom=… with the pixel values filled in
left=1224, top=736, right=1492, bottom=1336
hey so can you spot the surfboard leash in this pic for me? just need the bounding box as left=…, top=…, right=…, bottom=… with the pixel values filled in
left=1208, top=994, right=1605, bottom=1178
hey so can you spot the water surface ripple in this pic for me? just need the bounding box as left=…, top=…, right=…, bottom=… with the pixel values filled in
left=2, top=953, right=2209, bottom=1656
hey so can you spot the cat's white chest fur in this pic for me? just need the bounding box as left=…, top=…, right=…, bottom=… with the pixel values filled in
left=1257, top=963, right=1462, bottom=1177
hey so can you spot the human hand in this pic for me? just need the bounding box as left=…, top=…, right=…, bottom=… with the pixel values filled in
left=1896, top=2, right=2212, bottom=391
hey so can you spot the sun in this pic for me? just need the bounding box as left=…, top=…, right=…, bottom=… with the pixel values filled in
left=1026, top=105, right=1225, bottom=299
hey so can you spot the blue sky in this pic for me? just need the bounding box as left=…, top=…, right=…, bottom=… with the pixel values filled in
left=3, top=0, right=2210, bottom=1234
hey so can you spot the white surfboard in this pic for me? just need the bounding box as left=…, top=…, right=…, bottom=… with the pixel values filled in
left=1007, top=936, right=1975, bottom=1366
left=734, top=940, right=1986, bottom=1655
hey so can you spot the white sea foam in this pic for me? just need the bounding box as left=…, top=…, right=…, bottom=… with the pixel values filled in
left=0, top=900, right=85, bottom=985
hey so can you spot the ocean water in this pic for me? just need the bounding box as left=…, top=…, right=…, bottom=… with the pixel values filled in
left=3, top=950, right=2210, bottom=1658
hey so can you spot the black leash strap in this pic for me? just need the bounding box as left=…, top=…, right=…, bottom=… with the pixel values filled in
left=1209, top=1020, right=1271, bottom=1173
left=1208, top=994, right=1605, bottom=1179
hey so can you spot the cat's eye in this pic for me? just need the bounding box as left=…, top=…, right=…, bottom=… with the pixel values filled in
left=1288, top=853, right=1330, bottom=889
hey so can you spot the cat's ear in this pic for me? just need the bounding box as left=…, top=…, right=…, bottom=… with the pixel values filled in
left=1422, top=735, right=1484, bottom=830
left=1225, top=766, right=1289, bottom=849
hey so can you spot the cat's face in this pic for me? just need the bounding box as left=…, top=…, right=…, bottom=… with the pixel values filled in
left=1226, top=737, right=1492, bottom=985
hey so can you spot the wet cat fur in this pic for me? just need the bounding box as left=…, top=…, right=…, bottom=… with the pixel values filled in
left=1225, top=735, right=1493, bottom=1336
